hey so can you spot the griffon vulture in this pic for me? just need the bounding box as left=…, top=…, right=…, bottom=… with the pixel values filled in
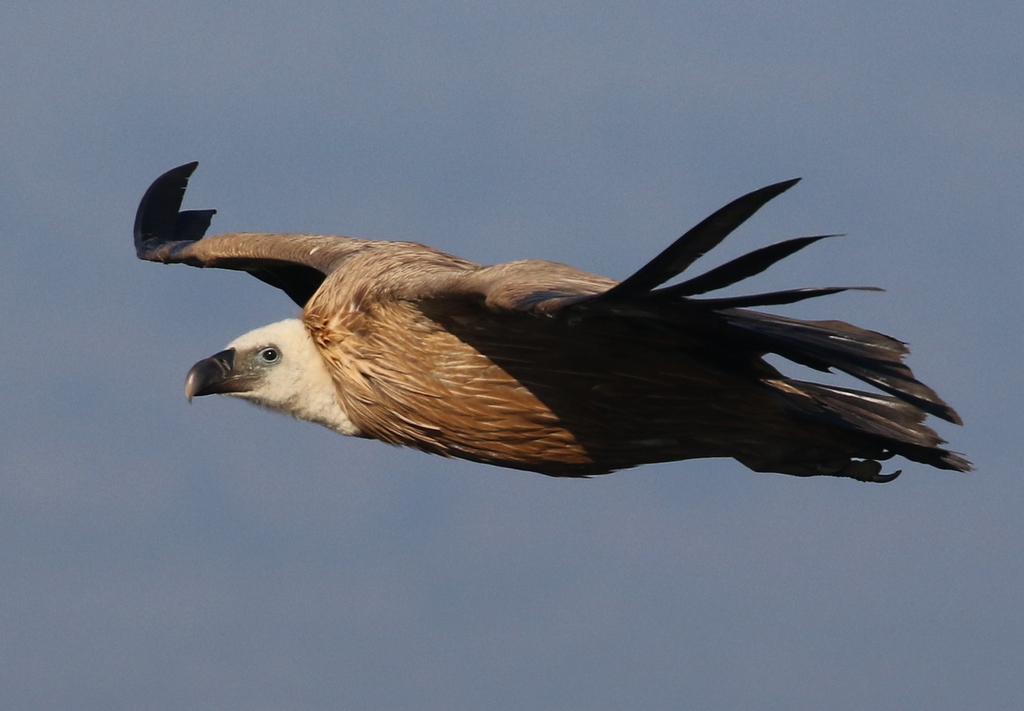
left=134, top=163, right=969, bottom=482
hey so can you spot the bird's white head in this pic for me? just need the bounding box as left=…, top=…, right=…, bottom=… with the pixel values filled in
left=185, top=318, right=360, bottom=436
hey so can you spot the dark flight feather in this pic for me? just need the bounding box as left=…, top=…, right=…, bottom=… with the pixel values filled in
left=577, top=179, right=801, bottom=308
left=134, top=163, right=332, bottom=306
left=662, top=234, right=837, bottom=297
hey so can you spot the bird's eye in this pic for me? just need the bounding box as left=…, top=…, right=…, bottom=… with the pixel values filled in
left=259, top=347, right=280, bottom=363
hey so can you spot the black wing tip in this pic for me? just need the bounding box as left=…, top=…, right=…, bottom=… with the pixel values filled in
left=694, top=285, right=882, bottom=310
left=667, top=233, right=844, bottom=298
left=134, top=161, right=211, bottom=259
left=158, top=161, right=200, bottom=179
left=743, top=178, right=802, bottom=208
left=577, top=177, right=806, bottom=310
left=765, top=177, right=802, bottom=194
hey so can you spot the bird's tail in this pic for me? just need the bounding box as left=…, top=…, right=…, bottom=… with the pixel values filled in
left=768, top=378, right=971, bottom=472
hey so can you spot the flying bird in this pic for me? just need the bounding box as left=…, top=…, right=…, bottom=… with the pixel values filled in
left=134, top=162, right=970, bottom=482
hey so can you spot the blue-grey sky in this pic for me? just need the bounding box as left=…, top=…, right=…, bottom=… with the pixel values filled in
left=1, top=1, right=1021, bottom=709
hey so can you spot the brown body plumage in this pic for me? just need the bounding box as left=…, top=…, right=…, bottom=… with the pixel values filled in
left=136, top=163, right=970, bottom=482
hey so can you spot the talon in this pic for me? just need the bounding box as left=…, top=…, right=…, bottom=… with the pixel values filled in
left=871, top=469, right=902, bottom=483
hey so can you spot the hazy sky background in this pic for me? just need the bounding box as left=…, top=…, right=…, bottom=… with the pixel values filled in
left=1, top=1, right=1021, bottom=709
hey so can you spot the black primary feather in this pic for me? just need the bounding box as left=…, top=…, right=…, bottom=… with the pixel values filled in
left=662, top=234, right=836, bottom=297
left=580, top=178, right=801, bottom=308
left=134, top=162, right=326, bottom=307
left=134, top=161, right=212, bottom=255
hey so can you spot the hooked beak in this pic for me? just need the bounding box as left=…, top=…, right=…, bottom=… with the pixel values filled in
left=184, top=349, right=256, bottom=401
